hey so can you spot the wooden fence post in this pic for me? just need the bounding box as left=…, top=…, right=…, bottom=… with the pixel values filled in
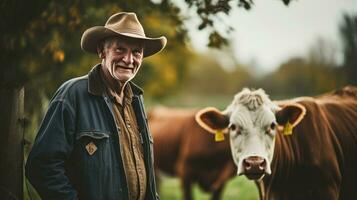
left=0, top=87, right=24, bottom=200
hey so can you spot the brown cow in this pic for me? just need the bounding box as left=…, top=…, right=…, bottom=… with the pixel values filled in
left=148, top=107, right=236, bottom=200
left=196, top=86, right=357, bottom=200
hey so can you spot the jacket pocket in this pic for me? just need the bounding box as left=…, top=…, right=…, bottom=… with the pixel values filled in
left=73, top=131, right=113, bottom=199
left=75, top=131, right=111, bottom=167
left=76, top=131, right=110, bottom=140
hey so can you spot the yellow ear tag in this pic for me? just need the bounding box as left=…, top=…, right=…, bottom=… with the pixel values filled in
left=215, top=130, right=225, bottom=142
left=283, top=121, right=293, bottom=135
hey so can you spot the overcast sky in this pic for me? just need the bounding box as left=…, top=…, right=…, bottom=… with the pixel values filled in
left=180, top=0, right=357, bottom=73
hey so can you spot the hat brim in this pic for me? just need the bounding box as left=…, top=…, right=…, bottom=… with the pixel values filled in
left=81, top=26, right=167, bottom=57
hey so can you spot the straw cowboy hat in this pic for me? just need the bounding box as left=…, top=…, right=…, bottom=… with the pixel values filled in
left=81, top=12, right=167, bottom=57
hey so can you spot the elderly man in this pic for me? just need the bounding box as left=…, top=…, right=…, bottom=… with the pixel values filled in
left=25, top=12, right=166, bottom=200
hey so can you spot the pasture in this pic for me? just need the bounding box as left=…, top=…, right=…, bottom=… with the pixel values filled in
left=159, top=175, right=259, bottom=200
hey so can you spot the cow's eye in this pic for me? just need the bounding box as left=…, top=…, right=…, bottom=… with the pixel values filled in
left=229, top=124, right=237, bottom=131
left=229, top=124, right=242, bottom=137
left=266, top=122, right=276, bottom=135
left=229, top=124, right=242, bottom=138
left=270, top=122, right=276, bottom=130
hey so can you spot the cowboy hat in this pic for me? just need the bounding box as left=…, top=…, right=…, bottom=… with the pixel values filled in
left=81, top=12, right=167, bottom=57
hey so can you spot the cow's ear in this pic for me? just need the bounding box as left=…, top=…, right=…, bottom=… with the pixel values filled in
left=275, top=103, right=306, bottom=128
left=195, top=107, right=229, bottom=134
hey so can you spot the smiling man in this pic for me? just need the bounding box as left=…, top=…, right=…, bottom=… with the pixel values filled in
left=99, top=36, right=145, bottom=104
left=25, top=12, right=166, bottom=200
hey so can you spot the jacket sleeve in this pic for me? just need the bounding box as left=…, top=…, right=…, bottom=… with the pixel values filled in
left=25, top=99, right=78, bottom=200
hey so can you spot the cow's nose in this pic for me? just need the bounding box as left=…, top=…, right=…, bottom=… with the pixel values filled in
left=242, top=156, right=266, bottom=179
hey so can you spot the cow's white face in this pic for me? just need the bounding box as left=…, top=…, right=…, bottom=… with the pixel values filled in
left=196, top=88, right=306, bottom=181
left=223, top=89, right=279, bottom=180
left=227, top=101, right=278, bottom=180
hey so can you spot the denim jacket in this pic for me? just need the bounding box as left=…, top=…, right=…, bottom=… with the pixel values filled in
left=25, top=64, right=159, bottom=200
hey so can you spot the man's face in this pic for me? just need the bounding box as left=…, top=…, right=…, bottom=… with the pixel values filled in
left=101, top=37, right=144, bottom=84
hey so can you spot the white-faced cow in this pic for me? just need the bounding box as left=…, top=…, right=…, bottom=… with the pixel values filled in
left=148, top=107, right=236, bottom=200
left=196, top=86, right=357, bottom=200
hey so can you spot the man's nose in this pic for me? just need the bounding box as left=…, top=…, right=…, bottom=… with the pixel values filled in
left=122, top=52, right=134, bottom=64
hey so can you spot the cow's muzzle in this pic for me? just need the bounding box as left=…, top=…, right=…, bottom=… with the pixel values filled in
left=242, top=156, right=267, bottom=180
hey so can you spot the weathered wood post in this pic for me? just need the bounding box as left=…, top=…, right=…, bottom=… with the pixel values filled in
left=0, top=87, right=24, bottom=200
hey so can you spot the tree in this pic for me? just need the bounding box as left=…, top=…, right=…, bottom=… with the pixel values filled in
left=339, top=13, right=357, bottom=86
left=183, top=51, right=252, bottom=95
left=307, top=37, right=338, bottom=68
left=0, top=1, right=49, bottom=198
left=259, top=55, right=344, bottom=98
left=182, top=0, right=292, bottom=47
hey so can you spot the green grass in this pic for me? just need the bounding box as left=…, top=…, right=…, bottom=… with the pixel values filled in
left=159, top=175, right=259, bottom=200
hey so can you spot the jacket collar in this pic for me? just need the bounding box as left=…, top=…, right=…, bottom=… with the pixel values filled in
left=88, top=63, right=144, bottom=96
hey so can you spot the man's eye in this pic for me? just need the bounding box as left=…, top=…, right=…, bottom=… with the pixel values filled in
left=133, top=50, right=143, bottom=56
left=115, top=48, right=124, bottom=53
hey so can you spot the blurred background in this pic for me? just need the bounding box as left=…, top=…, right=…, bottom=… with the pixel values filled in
left=1, top=0, right=357, bottom=199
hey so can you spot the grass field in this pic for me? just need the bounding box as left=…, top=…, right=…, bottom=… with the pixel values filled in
left=158, top=175, right=259, bottom=200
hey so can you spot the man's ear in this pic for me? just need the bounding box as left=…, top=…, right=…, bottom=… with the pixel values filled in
left=275, top=103, right=306, bottom=128
left=195, top=107, right=229, bottom=134
left=97, top=45, right=105, bottom=59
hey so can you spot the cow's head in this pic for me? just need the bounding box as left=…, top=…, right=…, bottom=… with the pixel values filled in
left=195, top=88, right=306, bottom=180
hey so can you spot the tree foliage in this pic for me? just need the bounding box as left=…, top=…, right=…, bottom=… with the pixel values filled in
left=339, top=13, right=357, bottom=86
left=0, top=0, right=49, bottom=88
left=257, top=56, right=345, bottom=98
left=183, top=0, right=292, bottom=47
left=182, top=51, right=253, bottom=95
